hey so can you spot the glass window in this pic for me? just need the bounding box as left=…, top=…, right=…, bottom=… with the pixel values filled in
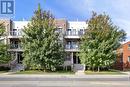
left=12, top=29, right=17, bottom=36
left=66, top=41, right=71, bottom=49
left=67, top=29, right=71, bottom=31
left=67, top=29, right=71, bottom=35
left=72, top=29, right=76, bottom=35
left=128, top=44, right=130, bottom=50
left=128, top=56, right=130, bottom=62
left=79, top=29, right=84, bottom=35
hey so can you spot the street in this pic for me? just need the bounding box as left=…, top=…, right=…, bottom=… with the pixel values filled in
left=0, top=75, right=129, bottom=87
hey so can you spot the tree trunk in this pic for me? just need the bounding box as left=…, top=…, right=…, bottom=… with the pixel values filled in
left=92, top=66, right=94, bottom=72
left=98, top=66, right=100, bottom=72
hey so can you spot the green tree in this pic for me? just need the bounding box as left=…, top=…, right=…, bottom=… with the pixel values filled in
left=0, top=23, right=10, bottom=64
left=79, top=12, right=126, bottom=72
left=22, top=4, right=64, bottom=71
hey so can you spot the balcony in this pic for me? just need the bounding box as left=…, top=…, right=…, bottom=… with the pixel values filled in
left=8, top=31, right=23, bottom=38
left=8, top=44, right=23, bottom=51
left=64, top=31, right=84, bottom=39
left=65, top=44, right=79, bottom=52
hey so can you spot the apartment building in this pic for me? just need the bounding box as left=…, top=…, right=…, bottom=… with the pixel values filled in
left=64, top=21, right=87, bottom=71
left=116, top=41, right=130, bottom=70
left=0, top=19, right=87, bottom=71
left=0, top=19, right=29, bottom=70
left=1, top=19, right=130, bottom=71
left=8, top=21, right=28, bottom=70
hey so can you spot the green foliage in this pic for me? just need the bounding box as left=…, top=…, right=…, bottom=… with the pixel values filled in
left=0, top=23, right=5, bottom=36
left=79, top=12, right=126, bottom=72
left=0, top=44, right=10, bottom=64
left=0, top=23, right=10, bottom=64
left=22, top=4, right=64, bottom=71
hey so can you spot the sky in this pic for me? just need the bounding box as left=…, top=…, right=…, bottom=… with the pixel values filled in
left=11, top=0, right=130, bottom=41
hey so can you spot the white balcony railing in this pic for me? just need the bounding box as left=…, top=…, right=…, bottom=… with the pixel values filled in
left=10, top=44, right=22, bottom=49
left=10, top=31, right=23, bottom=36
left=65, top=31, right=84, bottom=36
left=65, top=44, right=79, bottom=50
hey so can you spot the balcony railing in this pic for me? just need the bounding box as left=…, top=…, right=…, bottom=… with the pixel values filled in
left=10, top=31, right=23, bottom=36
left=65, top=31, right=84, bottom=36
left=65, top=44, right=79, bottom=50
left=10, top=44, right=22, bottom=49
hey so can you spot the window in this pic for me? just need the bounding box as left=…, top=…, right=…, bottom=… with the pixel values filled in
left=128, top=44, right=130, bottom=50
left=66, top=41, right=71, bottom=49
left=120, top=53, right=123, bottom=63
left=10, top=40, right=19, bottom=49
left=12, top=29, right=17, bottom=36
left=67, top=29, right=71, bottom=35
left=72, top=29, right=76, bottom=35
left=67, top=29, right=71, bottom=31
left=128, top=56, right=130, bottom=62
left=79, top=29, right=84, bottom=35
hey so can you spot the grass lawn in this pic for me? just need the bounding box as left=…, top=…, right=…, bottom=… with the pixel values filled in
left=14, top=70, right=74, bottom=75
left=85, top=69, right=126, bottom=75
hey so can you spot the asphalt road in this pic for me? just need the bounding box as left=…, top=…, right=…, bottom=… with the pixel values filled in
left=0, top=75, right=129, bottom=87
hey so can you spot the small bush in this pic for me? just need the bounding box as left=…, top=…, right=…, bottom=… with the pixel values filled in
left=66, top=66, right=71, bottom=71
left=56, top=66, right=64, bottom=71
left=0, top=66, right=10, bottom=71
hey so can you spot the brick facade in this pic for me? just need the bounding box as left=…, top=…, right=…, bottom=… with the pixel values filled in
left=116, top=41, right=130, bottom=70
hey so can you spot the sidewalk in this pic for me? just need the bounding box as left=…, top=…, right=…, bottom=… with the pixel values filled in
left=0, top=71, right=129, bottom=79
left=0, top=73, right=129, bottom=79
left=121, top=71, right=130, bottom=75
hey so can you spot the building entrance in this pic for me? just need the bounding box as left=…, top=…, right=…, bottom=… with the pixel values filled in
left=17, top=52, right=23, bottom=64
left=73, top=52, right=80, bottom=64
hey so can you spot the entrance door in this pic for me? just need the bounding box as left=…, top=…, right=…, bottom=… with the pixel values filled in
left=17, top=52, right=23, bottom=64
left=73, top=52, right=84, bottom=71
left=73, top=52, right=80, bottom=64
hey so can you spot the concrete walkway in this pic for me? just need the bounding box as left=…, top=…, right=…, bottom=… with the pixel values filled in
left=121, top=71, right=130, bottom=75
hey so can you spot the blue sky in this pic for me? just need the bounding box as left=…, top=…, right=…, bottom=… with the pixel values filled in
left=14, top=0, right=130, bottom=41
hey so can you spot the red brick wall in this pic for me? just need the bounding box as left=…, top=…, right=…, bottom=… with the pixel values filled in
left=54, top=19, right=67, bottom=30
left=122, top=41, right=130, bottom=70
left=115, top=48, right=123, bottom=70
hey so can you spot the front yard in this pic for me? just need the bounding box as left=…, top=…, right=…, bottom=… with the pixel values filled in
left=85, top=69, right=126, bottom=75
left=13, top=69, right=125, bottom=75
left=13, top=70, right=74, bottom=75
left=0, top=68, right=127, bottom=75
